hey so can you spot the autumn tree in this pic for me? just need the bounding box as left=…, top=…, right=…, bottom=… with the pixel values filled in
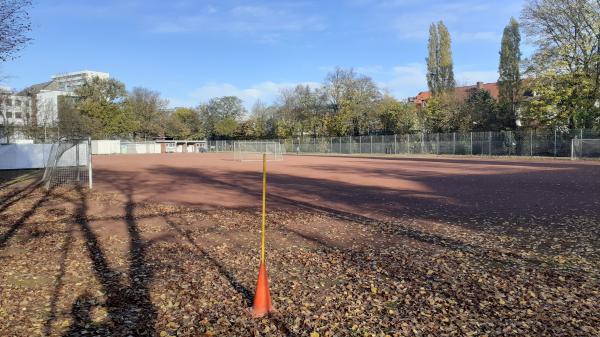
left=521, top=0, right=600, bottom=128
left=376, top=94, right=418, bottom=134
left=198, top=96, right=246, bottom=139
left=125, top=87, right=169, bottom=140
left=165, top=107, right=204, bottom=139
left=323, top=67, right=381, bottom=136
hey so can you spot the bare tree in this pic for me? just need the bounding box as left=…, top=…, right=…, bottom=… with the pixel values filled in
left=0, top=0, right=32, bottom=62
left=125, top=87, right=169, bottom=140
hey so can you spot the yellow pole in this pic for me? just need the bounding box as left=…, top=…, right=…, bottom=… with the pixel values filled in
left=261, top=153, right=266, bottom=262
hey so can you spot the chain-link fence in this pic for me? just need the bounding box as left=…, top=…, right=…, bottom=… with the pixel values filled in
left=208, top=129, right=600, bottom=159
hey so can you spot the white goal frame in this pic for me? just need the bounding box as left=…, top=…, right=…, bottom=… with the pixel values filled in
left=41, top=137, right=93, bottom=189
left=234, top=141, right=284, bottom=162
left=571, top=138, right=600, bottom=160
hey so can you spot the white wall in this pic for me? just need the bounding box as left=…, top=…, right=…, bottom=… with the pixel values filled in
left=92, top=140, right=121, bottom=154
left=0, top=144, right=52, bottom=170
left=0, top=144, right=87, bottom=170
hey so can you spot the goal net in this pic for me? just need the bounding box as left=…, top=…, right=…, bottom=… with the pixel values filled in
left=571, top=138, right=600, bottom=160
left=234, top=141, right=284, bottom=161
left=41, top=138, right=93, bottom=189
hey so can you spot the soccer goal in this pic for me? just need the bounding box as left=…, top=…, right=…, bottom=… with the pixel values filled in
left=234, top=141, right=284, bottom=161
left=571, top=138, right=600, bottom=160
left=41, top=137, right=93, bottom=189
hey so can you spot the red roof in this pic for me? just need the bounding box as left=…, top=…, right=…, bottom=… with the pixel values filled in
left=415, top=82, right=499, bottom=107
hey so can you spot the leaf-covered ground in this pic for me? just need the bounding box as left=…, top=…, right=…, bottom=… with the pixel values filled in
left=0, top=179, right=598, bottom=336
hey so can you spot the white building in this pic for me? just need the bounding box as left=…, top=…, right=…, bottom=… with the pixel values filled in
left=0, top=91, right=32, bottom=127
left=0, top=70, right=109, bottom=142
left=20, top=70, right=110, bottom=127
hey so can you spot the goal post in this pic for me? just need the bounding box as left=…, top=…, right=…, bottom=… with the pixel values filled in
left=571, top=138, right=600, bottom=160
left=234, top=141, right=284, bottom=162
left=41, top=137, right=93, bottom=189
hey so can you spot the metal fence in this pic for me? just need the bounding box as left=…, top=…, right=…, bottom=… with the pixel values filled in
left=208, top=129, right=600, bottom=159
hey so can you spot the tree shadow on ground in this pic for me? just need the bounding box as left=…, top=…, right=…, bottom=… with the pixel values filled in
left=60, top=185, right=156, bottom=336
left=122, top=165, right=599, bottom=267
left=164, top=217, right=295, bottom=336
left=0, top=186, right=53, bottom=250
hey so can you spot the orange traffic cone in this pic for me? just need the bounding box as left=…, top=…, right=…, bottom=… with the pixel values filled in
left=250, top=262, right=273, bottom=318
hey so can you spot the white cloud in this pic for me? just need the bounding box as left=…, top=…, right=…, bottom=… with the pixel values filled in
left=378, top=63, right=428, bottom=99
left=150, top=3, right=327, bottom=42
left=168, top=66, right=499, bottom=109
left=455, top=70, right=499, bottom=86
left=171, top=81, right=321, bottom=110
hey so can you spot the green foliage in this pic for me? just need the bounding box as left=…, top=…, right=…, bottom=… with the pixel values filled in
left=522, top=71, right=600, bottom=128
left=464, top=89, right=501, bottom=131
left=75, top=77, right=137, bottom=138
left=426, top=21, right=455, bottom=95
left=274, top=119, right=295, bottom=139
left=324, top=97, right=354, bottom=136
left=125, top=87, right=168, bottom=140
left=422, top=94, right=465, bottom=133
left=498, top=17, right=521, bottom=128
left=166, top=107, right=204, bottom=139
left=376, top=95, right=418, bottom=134
left=522, top=0, right=600, bottom=129
left=214, top=117, right=238, bottom=138
left=199, top=96, right=246, bottom=139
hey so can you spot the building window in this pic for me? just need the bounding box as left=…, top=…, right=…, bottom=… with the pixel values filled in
left=6, top=111, right=12, bottom=118
left=6, top=99, right=12, bottom=107
left=15, top=99, right=21, bottom=106
left=15, top=112, right=22, bottom=119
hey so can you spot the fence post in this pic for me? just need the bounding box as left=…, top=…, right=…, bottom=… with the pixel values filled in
left=453, top=133, right=456, bottom=155
left=88, top=137, right=93, bottom=189
left=554, top=128, right=557, bottom=157
left=436, top=133, right=440, bottom=155
left=508, top=131, right=512, bottom=156
left=339, top=137, right=342, bottom=153
left=394, top=134, right=397, bottom=155
left=76, top=142, right=80, bottom=181
left=421, top=133, right=424, bottom=154
left=407, top=134, right=410, bottom=154
left=530, top=129, right=533, bottom=156
left=470, top=132, right=473, bottom=155
left=489, top=131, right=492, bottom=156
left=370, top=135, right=373, bottom=154
left=349, top=136, right=352, bottom=154
left=359, top=136, right=362, bottom=154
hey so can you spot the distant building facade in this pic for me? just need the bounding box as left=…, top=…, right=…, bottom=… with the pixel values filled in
left=412, top=82, right=499, bottom=109
left=1, top=71, right=109, bottom=127
left=0, top=90, right=32, bottom=127
left=1, top=70, right=109, bottom=142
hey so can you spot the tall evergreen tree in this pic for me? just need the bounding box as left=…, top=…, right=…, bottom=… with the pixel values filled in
left=426, top=23, right=440, bottom=95
left=498, top=17, right=521, bottom=128
left=426, top=21, right=455, bottom=95
left=437, top=22, right=455, bottom=92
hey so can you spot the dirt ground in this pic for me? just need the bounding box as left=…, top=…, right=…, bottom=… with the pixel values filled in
left=0, top=153, right=599, bottom=336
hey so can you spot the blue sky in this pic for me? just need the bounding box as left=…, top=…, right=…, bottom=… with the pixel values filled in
left=2, top=0, right=528, bottom=109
